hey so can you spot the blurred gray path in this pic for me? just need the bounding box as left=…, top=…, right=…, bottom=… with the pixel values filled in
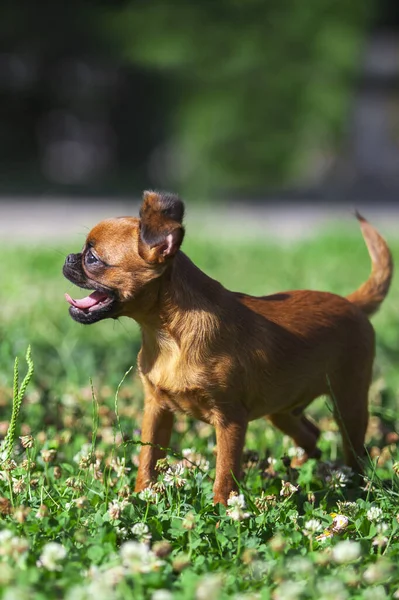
left=0, top=197, right=398, bottom=245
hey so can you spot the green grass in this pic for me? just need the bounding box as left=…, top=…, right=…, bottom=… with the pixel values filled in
left=1, top=227, right=399, bottom=599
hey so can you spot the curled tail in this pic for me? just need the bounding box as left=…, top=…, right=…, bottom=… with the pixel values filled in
left=346, top=212, right=393, bottom=316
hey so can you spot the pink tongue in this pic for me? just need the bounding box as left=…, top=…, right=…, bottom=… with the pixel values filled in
left=65, top=291, right=109, bottom=310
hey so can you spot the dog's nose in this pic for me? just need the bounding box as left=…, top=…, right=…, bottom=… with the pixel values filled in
left=65, top=253, right=76, bottom=265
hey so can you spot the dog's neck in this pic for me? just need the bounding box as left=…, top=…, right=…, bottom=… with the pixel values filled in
left=137, top=252, right=225, bottom=359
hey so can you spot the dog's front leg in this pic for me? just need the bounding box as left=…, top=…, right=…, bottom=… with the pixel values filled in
left=135, top=397, right=174, bottom=492
left=213, top=415, right=248, bottom=505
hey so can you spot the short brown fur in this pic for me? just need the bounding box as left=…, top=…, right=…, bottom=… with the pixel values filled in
left=63, top=192, right=393, bottom=504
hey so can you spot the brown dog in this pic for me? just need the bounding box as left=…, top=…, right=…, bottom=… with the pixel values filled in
left=63, top=191, right=393, bottom=504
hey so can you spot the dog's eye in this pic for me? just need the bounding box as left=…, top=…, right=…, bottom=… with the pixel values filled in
left=86, top=250, right=100, bottom=265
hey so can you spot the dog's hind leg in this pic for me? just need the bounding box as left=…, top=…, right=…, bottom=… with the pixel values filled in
left=267, top=412, right=321, bottom=458
left=326, top=343, right=373, bottom=473
left=329, top=383, right=369, bottom=473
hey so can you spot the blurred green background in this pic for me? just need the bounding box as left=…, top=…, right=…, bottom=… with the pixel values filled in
left=3, top=0, right=398, bottom=199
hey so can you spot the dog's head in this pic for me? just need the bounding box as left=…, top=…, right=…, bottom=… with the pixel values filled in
left=63, top=191, right=185, bottom=324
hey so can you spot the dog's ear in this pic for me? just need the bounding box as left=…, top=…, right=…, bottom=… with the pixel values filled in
left=138, top=191, right=185, bottom=263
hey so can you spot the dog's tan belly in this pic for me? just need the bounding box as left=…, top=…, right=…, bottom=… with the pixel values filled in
left=245, top=383, right=327, bottom=421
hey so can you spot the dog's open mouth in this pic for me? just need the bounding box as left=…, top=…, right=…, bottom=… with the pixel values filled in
left=65, top=290, right=113, bottom=311
left=65, top=290, right=117, bottom=324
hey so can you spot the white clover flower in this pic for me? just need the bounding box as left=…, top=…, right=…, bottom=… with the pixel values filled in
left=272, top=580, right=306, bottom=600
left=85, top=563, right=125, bottom=591
left=9, top=537, right=29, bottom=561
left=182, top=448, right=195, bottom=458
left=317, top=578, right=348, bottom=600
left=120, top=541, right=164, bottom=574
left=65, top=585, right=88, bottom=600
left=302, top=519, right=323, bottom=537
left=65, top=476, right=85, bottom=491
left=250, top=559, right=269, bottom=580
left=331, top=540, right=361, bottom=564
left=0, top=531, right=29, bottom=567
left=372, top=522, right=390, bottom=548
left=84, top=579, right=118, bottom=600
left=226, top=507, right=251, bottom=521
left=255, top=492, right=277, bottom=512
left=325, top=467, right=352, bottom=490
left=182, top=449, right=210, bottom=472
left=1, top=459, right=17, bottom=472
left=152, top=591, right=173, bottom=600
left=107, top=498, right=128, bottom=521
left=19, top=435, right=34, bottom=449
left=110, top=457, right=131, bottom=478
left=331, top=514, right=349, bottom=532
left=101, top=565, right=126, bottom=586
left=227, top=494, right=246, bottom=509
left=115, top=526, right=128, bottom=539
left=0, top=530, right=14, bottom=546
left=287, top=556, right=313, bottom=576
left=363, top=560, right=392, bottom=585
left=199, top=459, right=210, bottom=471
left=362, top=586, right=388, bottom=600
left=131, top=522, right=151, bottom=542
left=366, top=506, right=383, bottom=522
left=226, top=493, right=250, bottom=521
left=164, top=463, right=187, bottom=488
left=287, top=446, right=305, bottom=459
left=280, top=480, right=298, bottom=497
left=120, top=541, right=149, bottom=563
left=196, top=574, right=224, bottom=600
left=12, top=478, right=26, bottom=495
left=38, top=542, right=67, bottom=571
left=316, top=530, right=334, bottom=543
left=41, top=449, right=57, bottom=463
left=139, top=487, right=158, bottom=503
left=73, top=443, right=92, bottom=464
left=336, top=501, right=359, bottom=517
left=131, top=522, right=149, bottom=536
left=372, top=535, right=389, bottom=549
left=376, top=522, right=389, bottom=534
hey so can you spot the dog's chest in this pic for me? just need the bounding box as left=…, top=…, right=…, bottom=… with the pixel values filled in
left=138, top=346, right=217, bottom=422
